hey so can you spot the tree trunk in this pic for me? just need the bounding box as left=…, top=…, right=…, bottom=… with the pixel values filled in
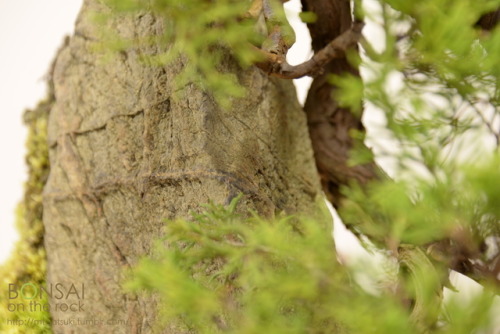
left=301, top=0, right=379, bottom=208
left=42, top=0, right=322, bottom=333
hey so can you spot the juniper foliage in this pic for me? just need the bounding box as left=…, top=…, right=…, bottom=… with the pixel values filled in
left=118, top=0, right=500, bottom=332
left=1, top=0, right=499, bottom=332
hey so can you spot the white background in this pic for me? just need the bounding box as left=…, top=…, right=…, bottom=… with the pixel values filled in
left=0, top=0, right=82, bottom=262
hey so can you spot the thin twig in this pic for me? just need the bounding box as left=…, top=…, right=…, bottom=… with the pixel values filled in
left=254, top=21, right=365, bottom=79
left=466, top=97, right=500, bottom=148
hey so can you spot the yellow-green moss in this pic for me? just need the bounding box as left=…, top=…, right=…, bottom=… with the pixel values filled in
left=0, top=97, right=52, bottom=333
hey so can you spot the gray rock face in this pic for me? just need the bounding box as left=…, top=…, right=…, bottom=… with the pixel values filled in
left=43, top=1, right=321, bottom=332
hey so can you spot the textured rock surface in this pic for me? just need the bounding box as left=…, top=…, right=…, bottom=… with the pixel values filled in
left=43, top=1, right=321, bottom=333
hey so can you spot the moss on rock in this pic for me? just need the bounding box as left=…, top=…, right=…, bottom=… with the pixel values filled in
left=0, top=96, right=52, bottom=333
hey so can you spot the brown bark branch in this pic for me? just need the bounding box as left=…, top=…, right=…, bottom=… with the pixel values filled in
left=254, top=21, right=364, bottom=79
left=476, top=9, right=500, bottom=31
left=297, top=0, right=500, bottom=290
left=253, top=0, right=500, bottom=290
left=299, top=0, right=380, bottom=209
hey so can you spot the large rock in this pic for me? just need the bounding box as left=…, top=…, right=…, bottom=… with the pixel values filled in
left=43, top=1, right=321, bottom=332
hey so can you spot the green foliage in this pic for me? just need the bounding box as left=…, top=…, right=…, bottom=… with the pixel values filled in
left=298, top=11, right=317, bottom=24
left=330, top=2, right=500, bottom=331
left=352, top=0, right=500, bottom=169
left=127, top=197, right=402, bottom=333
left=125, top=197, right=497, bottom=333
left=341, top=155, right=500, bottom=248
left=0, top=99, right=52, bottom=333
left=337, top=0, right=500, bottom=269
left=91, top=0, right=500, bottom=332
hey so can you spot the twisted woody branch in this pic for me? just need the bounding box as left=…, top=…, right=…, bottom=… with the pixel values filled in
left=254, top=1, right=500, bottom=290
left=254, top=21, right=365, bottom=79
